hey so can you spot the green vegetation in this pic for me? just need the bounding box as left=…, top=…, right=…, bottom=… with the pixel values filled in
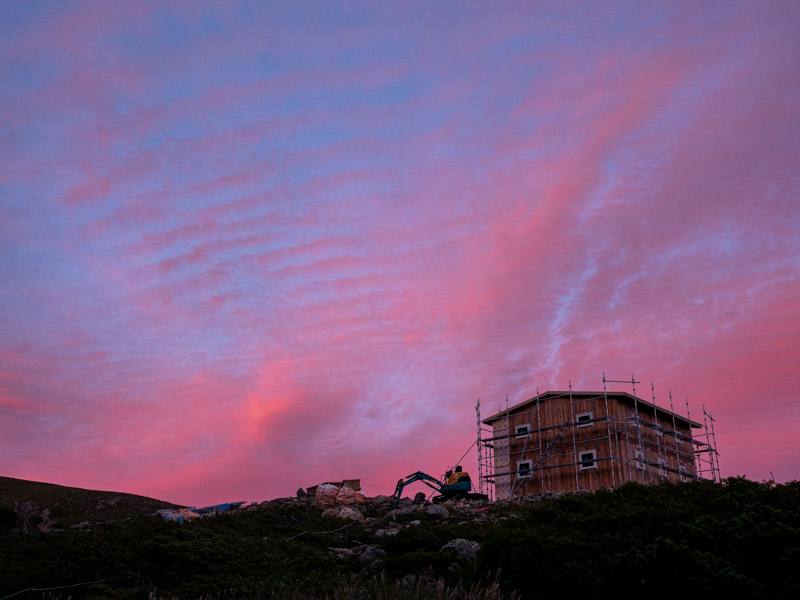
left=1, top=477, right=798, bottom=600
left=0, top=476, right=179, bottom=532
left=479, top=478, right=800, bottom=599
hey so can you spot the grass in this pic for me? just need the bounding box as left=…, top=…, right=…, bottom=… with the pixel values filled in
left=1, top=477, right=798, bottom=600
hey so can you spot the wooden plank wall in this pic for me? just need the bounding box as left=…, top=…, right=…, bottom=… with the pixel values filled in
left=493, top=394, right=699, bottom=498
left=492, top=418, right=511, bottom=499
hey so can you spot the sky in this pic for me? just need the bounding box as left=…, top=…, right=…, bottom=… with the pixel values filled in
left=1, top=1, right=798, bottom=506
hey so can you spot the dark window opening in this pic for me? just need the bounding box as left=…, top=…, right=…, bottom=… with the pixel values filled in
left=579, top=450, right=597, bottom=470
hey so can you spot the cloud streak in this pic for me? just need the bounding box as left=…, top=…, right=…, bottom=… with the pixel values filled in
left=1, top=1, right=798, bottom=505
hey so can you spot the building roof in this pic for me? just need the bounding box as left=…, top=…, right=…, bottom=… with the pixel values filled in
left=482, top=390, right=703, bottom=428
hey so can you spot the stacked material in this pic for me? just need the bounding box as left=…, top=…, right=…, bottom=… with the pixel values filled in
left=315, top=484, right=365, bottom=507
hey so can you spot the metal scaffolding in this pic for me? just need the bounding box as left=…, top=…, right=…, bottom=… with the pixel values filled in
left=476, top=373, right=721, bottom=500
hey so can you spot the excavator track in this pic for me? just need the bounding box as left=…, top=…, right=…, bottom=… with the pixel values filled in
left=433, top=492, right=489, bottom=503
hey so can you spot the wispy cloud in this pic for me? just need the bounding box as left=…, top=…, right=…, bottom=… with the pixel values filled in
left=1, top=1, right=798, bottom=504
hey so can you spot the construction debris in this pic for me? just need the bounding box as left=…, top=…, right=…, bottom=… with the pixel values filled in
left=305, top=479, right=361, bottom=497
left=314, top=483, right=365, bottom=507
left=157, top=508, right=200, bottom=522
left=152, top=475, right=554, bottom=527
left=157, top=502, right=245, bottom=522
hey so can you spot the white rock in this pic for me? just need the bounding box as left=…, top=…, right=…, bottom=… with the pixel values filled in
left=440, top=538, right=480, bottom=559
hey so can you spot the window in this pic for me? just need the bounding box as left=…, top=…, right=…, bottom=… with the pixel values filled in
left=576, top=412, right=593, bottom=428
left=635, top=450, right=645, bottom=470
left=679, top=466, right=688, bottom=482
left=655, top=426, right=663, bottom=437
left=517, top=460, right=533, bottom=477
left=659, top=461, right=668, bottom=478
left=579, top=450, right=597, bottom=470
left=515, top=425, right=530, bottom=439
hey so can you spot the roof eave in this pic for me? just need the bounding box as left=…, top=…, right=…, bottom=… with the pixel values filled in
left=482, top=390, right=703, bottom=428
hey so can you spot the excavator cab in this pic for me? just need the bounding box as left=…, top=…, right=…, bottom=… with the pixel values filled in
left=441, top=466, right=472, bottom=494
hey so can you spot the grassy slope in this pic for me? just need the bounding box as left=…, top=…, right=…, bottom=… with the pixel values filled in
left=1, top=477, right=798, bottom=600
left=0, top=476, right=180, bottom=532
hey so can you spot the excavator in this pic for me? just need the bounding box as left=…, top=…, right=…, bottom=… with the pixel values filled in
left=391, top=466, right=487, bottom=508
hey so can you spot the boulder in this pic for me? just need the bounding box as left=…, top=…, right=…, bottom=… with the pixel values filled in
left=322, top=506, right=364, bottom=521
left=296, top=488, right=307, bottom=498
left=440, top=538, right=480, bottom=559
left=390, top=506, right=417, bottom=517
left=426, top=504, right=450, bottom=518
left=358, top=545, right=387, bottom=564
left=398, top=574, right=438, bottom=586
left=328, top=547, right=355, bottom=559
left=412, top=491, right=427, bottom=504
left=375, top=528, right=400, bottom=537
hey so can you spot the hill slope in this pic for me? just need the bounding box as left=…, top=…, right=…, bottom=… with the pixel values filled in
left=0, top=476, right=179, bottom=533
left=1, top=477, right=798, bottom=600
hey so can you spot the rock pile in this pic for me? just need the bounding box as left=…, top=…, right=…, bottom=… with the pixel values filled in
left=249, top=488, right=572, bottom=528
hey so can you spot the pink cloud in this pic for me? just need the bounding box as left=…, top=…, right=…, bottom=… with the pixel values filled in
left=1, top=2, right=798, bottom=505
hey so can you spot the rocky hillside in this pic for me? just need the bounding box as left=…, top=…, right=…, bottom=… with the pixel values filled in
left=1, top=477, right=798, bottom=600
left=0, top=476, right=179, bottom=533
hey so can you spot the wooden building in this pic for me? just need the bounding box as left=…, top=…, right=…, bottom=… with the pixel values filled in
left=481, top=390, right=708, bottom=499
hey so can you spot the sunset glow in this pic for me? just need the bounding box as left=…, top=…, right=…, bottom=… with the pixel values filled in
left=1, top=1, right=798, bottom=505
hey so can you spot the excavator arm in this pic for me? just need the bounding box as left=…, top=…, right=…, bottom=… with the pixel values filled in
left=392, top=471, right=442, bottom=508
